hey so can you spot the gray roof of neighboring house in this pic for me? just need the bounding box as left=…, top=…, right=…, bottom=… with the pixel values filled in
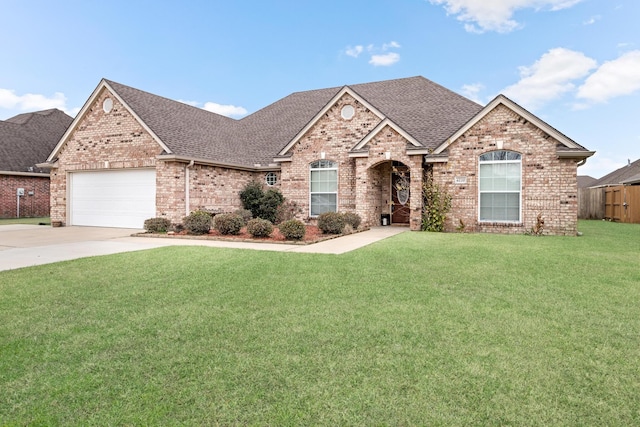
left=590, top=158, right=640, bottom=187
left=106, top=76, right=484, bottom=167
left=577, top=175, right=597, bottom=188
left=0, top=109, right=73, bottom=173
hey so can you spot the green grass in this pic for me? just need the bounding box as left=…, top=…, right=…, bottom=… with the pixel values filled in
left=1, top=220, right=639, bottom=425
left=0, top=216, right=50, bottom=225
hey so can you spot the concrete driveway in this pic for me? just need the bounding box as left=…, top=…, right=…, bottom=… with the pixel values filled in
left=0, top=225, right=407, bottom=271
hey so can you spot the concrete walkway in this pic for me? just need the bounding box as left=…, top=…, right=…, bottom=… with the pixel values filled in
left=0, top=225, right=407, bottom=272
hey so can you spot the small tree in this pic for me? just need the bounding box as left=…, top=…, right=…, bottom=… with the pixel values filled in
left=257, top=188, right=284, bottom=223
left=422, top=172, right=451, bottom=232
left=239, top=181, right=284, bottom=223
left=239, top=181, right=264, bottom=218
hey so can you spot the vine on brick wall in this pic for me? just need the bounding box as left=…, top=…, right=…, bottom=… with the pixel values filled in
left=422, top=171, right=452, bottom=232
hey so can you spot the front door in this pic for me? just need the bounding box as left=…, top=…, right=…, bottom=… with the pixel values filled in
left=391, top=169, right=410, bottom=224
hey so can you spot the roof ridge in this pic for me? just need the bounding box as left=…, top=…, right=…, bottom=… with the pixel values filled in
left=104, top=78, right=237, bottom=122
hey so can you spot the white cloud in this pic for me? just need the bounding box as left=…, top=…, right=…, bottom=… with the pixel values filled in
left=0, top=88, right=70, bottom=112
left=345, top=41, right=401, bottom=67
left=203, top=102, right=248, bottom=118
left=345, top=45, right=364, bottom=58
left=461, top=83, right=485, bottom=104
left=382, top=41, right=401, bottom=50
left=177, top=99, right=200, bottom=107
left=429, top=0, right=583, bottom=33
left=576, top=50, right=640, bottom=103
left=369, top=52, right=401, bottom=67
left=177, top=98, right=247, bottom=118
left=583, top=15, right=600, bottom=25
left=502, top=48, right=597, bottom=109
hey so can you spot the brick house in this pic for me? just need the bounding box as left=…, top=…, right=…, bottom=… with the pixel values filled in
left=0, top=109, right=73, bottom=218
left=42, top=77, right=593, bottom=234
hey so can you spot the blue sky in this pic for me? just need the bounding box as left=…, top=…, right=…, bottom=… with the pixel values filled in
left=1, top=0, right=638, bottom=179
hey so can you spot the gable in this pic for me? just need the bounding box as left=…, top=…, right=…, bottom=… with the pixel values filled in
left=47, top=81, right=170, bottom=163
left=47, top=85, right=169, bottom=165
left=276, top=87, right=385, bottom=158
left=432, top=95, right=594, bottom=160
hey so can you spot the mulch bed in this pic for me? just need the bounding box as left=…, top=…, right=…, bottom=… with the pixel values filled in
left=136, top=225, right=346, bottom=245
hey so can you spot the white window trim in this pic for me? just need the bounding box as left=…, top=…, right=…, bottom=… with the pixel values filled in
left=309, top=160, right=338, bottom=217
left=478, top=151, right=522, bottom=223
left=265, top=171, right=277, bottom=186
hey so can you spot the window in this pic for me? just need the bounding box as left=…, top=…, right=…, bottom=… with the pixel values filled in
left=479, top=150, right=521, bottom=222
left=310, top=160, right=337, bottom=216
left=265, top=172, right=277, bottom=186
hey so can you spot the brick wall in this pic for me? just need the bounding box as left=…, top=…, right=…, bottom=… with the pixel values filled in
left=279, top=93, right=424, bottom=229
left=433, top=104, right=579, bottom=235
left=0, top=174, right=50, bottom=218
left=50, top=88, right=162, bottom=225
left=156, top=162, right=268, bottom=224
left=356, top=125, right=424, bottom=230
left=280, top=93, right=376, bottom=222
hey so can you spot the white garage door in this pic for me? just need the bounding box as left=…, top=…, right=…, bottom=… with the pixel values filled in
left=70, top=169, right=156, bottom=228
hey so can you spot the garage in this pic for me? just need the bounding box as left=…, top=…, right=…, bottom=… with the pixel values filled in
left=69, top=169, right=156, bottom=228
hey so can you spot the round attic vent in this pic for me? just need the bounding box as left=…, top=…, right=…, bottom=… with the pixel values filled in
left=103, top=98, right=113, bottom=113
left=341, top=104, right=355, bottom=120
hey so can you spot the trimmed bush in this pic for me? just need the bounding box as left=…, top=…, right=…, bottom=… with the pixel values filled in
left=183, top=210, right=212, bottom=235
left=239, top=181, right=265, bottom=219
left=234, top=209, right=253, bottom=225
left=275, top=199, right=300, bottom=224
left=239, top=181, right=284, bottom=223
left=246, top=218, right=274, bottom=238
left=143, top=217, right=172, bottom=233
left=278, top=219, right=306, bottom=240
left=341, top=212, right=361, bottom=230
left=317, top=211, right=345, bottom=234
left=213, top=213, right=244, bottom=235
left=257, top=189, right=285, bottom=223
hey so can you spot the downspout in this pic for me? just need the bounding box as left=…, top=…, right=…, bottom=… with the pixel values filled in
left=185, top=160, right=195, bottom=217
left=577, top=158, right=587, bottom=167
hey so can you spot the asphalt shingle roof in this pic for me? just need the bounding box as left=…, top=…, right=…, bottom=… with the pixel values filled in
left=591, top=158, right=640, bottom=187
left=106, top=77, right=554, bottom=168
left=0, top=109, right=73, bottom=173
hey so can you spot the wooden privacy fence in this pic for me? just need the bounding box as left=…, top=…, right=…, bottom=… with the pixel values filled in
left=578, top=187, right=605, bottom=219
left=604, top=185, right=640, bottom=223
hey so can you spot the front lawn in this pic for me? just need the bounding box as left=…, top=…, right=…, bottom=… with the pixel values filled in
left=1, top=220, right=639, bottom=425
left=0, top=216, right=49, bottom=225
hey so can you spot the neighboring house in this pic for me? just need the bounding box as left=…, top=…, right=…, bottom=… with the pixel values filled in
left=587, top=159, right=640, bottom=223
left=578, top=175, right=597, bottom=188
left=0, top=109, right=73, bottom=218
left=42, top=77, right=594, bottom=234
left=590, top=159, right=640, bottom=187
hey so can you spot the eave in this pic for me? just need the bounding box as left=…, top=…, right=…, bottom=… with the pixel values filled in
left=157, top=154, right=280, bottom=172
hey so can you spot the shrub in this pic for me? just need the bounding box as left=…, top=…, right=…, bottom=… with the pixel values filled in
left=239, top=181, right=265, bottom=219
left=278, top=219, right=306, bottom=240
left=275, top=199, right=300, bottom=224
left=213, top=213, right=244, bottom=235
left=239, top=181, right=284, bottom=223
left=318, top=211, right=345, bottom=234
left=343, top=224, right=354, bottom=235
left=143, top=217, right=172, bottom=233
left=234, top=208, right=253, bottom=225
left=246, top=218, right=274, bottom=238
left=257, top=188, right=285, bottom=223
left=341, top=212, right=361, bottom=230
left=183, top=210, right=212, bottom=235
